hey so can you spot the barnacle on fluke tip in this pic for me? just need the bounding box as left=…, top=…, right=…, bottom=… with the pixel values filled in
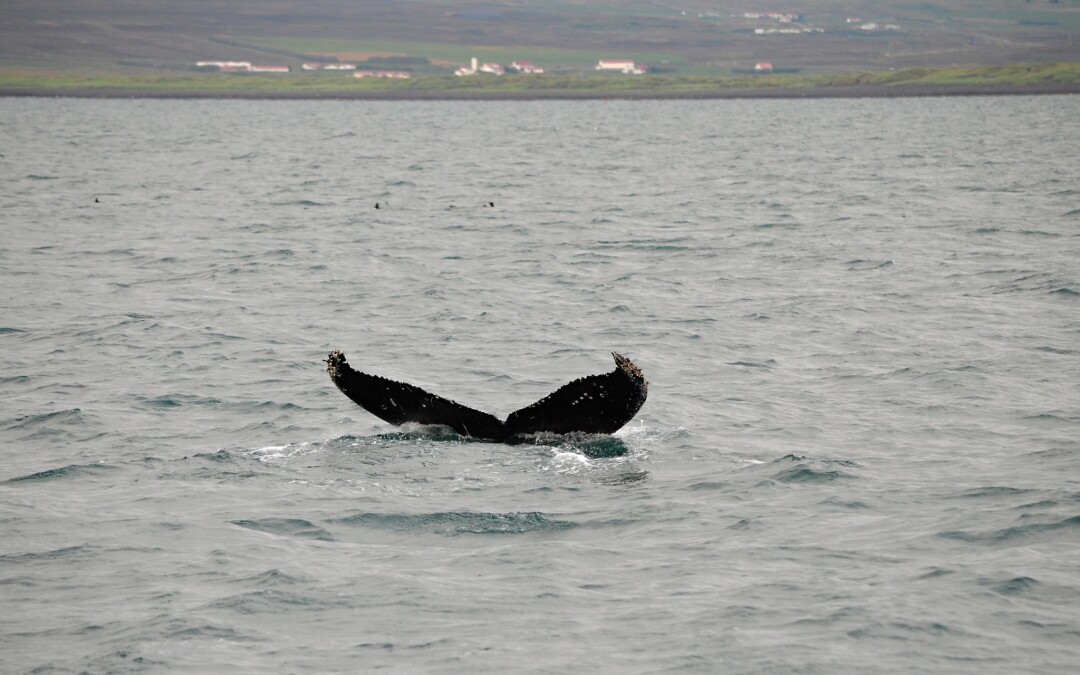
left=326, top=350, right=647, bottom=442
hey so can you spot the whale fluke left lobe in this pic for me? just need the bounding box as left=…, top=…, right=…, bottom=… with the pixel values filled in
left=325, top=350, right=505, bottom=439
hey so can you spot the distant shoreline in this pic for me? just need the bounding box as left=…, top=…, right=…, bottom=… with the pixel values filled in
left=2, top=83, right=1078, bottom=101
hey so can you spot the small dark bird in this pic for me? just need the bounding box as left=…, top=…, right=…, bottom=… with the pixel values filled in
left=95, top=198, right=100, bottom=203
left=374, top=202, right=380, bottom=209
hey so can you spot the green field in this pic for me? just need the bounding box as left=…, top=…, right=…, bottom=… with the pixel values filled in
left=3, top=63, right=1079, bottom=98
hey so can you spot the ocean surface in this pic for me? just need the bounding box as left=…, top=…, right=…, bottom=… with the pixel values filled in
left=2, top=95, right=1079, bottom=673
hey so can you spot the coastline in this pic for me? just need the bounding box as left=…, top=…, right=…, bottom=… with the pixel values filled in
left=2, top=82, right=1079, bottom=100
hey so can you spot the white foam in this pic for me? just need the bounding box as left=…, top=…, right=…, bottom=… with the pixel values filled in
left=245, top=441, right=315, bottom=464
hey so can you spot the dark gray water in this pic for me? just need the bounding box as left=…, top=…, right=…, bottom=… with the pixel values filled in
left=2, top=95, right=1079, bottom=673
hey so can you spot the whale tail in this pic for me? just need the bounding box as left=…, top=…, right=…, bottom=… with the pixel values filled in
left=326, top=350, right=647, bottom=442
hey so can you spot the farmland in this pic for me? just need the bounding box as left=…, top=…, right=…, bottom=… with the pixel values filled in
left=2, top=0, right=1079, bottom=97
left=2, top=63, right=1078, bottom=100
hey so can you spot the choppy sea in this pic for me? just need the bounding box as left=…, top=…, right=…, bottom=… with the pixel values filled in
left=2, top=95, right=1079, bottom=673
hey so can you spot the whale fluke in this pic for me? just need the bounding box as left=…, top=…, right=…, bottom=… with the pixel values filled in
left=326, top=350, right=647, bottom=442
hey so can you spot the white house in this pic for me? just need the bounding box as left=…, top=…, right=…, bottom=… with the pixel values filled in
left=354, top=70, right=411, bottom=79
left=597, top=59, right=635, bottom=72
left=196, top=61, right=252, bottom=71
left=596, top=59, right=647, bottom=74
left=455, top=57, right=479, bottom=76
left=510, top=61, right=544, bottom=74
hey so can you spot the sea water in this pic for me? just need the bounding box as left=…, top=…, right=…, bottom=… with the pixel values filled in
left=1, top=95, right=1079, bottom=673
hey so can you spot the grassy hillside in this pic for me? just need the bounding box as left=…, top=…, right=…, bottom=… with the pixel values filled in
left=1, top=0, right=1079, bottom=94
left=3, top=63, right=1078, bottom=99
